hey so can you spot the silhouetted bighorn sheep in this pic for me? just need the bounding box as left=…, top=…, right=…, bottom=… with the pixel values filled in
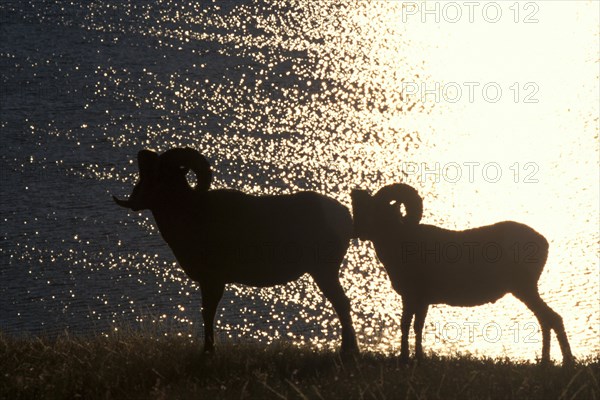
left=351, top=183, right=573, bottom=365
left=113, top=148, right=358, bottom=353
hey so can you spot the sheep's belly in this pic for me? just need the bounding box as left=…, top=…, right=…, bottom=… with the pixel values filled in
left=431, top=286, right=508, bottom=307
left=178, top=260, right=309, bottom=285
left=230, top=270, right=306, bottom=287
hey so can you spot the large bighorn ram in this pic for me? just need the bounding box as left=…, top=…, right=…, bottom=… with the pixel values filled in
left=114, top=148, right=358, bottom=353
left=351, top=183, right=573, bottom=365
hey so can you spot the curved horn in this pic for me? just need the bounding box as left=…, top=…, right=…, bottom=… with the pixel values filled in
left=373, top=183, right=423, bottom=225
left=159, top=148, right=212, bottom=191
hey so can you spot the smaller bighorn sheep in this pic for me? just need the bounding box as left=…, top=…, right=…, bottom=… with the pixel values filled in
left=351, top=183, right=573, bottom=365
left=114, top=148, right=358, bottom=353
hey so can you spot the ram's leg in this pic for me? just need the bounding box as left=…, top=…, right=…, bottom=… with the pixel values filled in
left=400, top=299, right=415, bottom=363
left=312, top=271, right=359, bottom=354
left=532, top=298, right=572, bottom=365
left=547, top=305, right=574, bottom=366
left=200, top=281, right=225, bottom=353
left=514, top=288, right=572, bottom=365
left=513, top=289, right=550, bottom=362
left=413, top=303, right=429, bottom=361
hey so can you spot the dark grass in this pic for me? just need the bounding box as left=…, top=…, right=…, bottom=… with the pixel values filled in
left=1, top=331, right=598, bottom=400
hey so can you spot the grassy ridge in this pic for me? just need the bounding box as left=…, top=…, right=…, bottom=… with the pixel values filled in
left=1, top=332, right=598, bottom=400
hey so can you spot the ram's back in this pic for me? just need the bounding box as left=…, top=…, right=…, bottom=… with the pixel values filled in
left=203, top=190, right=350, bottom=239
left=375, top=221, right=549, bottom=306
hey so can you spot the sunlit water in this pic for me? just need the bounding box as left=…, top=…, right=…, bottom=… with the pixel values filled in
left=1, top=1, right=598, bottom=362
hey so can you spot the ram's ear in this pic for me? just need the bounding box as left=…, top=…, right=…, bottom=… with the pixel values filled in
left=137, top=150, right=159, bottom=178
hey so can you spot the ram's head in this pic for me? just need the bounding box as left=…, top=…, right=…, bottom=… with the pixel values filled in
left=113, top=148, right=212, bottom=211
left=351, top=183, right=423, bottom=240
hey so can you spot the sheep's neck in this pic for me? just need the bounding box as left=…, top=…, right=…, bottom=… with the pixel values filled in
left=370, top=219, right=412, bottom=244
left=369, top=224, right=413, bottom=273
left=150, top=196, right=202, bottom=247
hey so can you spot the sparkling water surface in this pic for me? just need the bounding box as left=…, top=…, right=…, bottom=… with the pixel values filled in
left=1, top=1, right=598, bottom=362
